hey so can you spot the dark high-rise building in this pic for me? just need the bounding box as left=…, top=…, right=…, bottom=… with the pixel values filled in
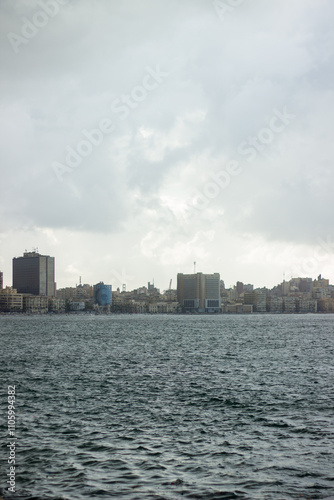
left=177, top=272, right=221, bottom=313
left=13, top=251, right=55, bottom=297
left=0, top=271, right=3, bottom=289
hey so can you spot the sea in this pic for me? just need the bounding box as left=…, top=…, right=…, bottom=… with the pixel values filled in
left=0, top=313, right=334, bottom=500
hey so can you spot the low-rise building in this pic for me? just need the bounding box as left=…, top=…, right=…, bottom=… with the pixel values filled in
left=148, top=302, right=180, bottom=314
left=23, top=295, right=48, bottom=313
left=71, top=301, right=85, bottom=311
left=269, top=297, right=283, bottom=313
left=0, top=287, right=23, bottom=312
left=242, top=304, right=253, bottom=313
left=283, top=297, right=297, bottom=313
left=224, top=303, right=243, bottom=314
left=244, top=291, right=267, bottom=313
left=298, top=298, right=317, bottom=313
left=317, top=298, right=334, bottom=313
left=48, top=297, right=66, bottom=313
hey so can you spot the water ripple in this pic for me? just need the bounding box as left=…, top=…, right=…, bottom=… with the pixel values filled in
left=0, top=314, right=334, bottom=499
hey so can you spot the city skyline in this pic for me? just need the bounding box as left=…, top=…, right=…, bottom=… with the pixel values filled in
left=1, top=253, right=333, bottom=314
left=0, top=249, right=333, bottom=294
left=1, top=1, right=334, bottom=293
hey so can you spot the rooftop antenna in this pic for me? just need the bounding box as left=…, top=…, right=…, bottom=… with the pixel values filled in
left=194, top=261, right=196, bottom=274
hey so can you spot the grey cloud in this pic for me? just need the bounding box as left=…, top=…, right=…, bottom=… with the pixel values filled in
left=1, top=0, right=334, bottom=286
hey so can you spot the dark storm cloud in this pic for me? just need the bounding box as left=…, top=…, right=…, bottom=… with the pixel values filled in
left=1, top=0, right=334, bottom=286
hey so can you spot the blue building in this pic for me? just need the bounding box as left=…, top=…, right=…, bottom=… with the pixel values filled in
left=93, top=282, right=112, bottom=306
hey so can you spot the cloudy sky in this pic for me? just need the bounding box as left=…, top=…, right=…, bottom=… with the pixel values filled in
left=1, top=0, right=334, bottom=291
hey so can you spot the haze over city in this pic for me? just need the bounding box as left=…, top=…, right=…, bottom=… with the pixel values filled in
left=1, top=0, right=334, bottom=290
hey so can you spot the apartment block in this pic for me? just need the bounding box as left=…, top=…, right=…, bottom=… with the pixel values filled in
left=0, top=287, right=23, bottom=312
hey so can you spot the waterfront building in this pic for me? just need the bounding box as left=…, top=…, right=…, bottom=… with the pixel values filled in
left=283, top=296, right=297, bottom=313
left=269, top=297, right=283, bottom=313
left=0, top=287, right=23, bottom=312
left=298, top=298, right=317, bottom=313
left=13, top=251, right=55, bottom=297
left=23, top=295, right=48, bottom=314
left=177, top=272, right=221, bottom=313
left=148, top=301, right=180, bottom=314
left=244, top=290, right=267, bottom=313
left=48, top=297, right=66, bottom=313
left=225, top=303, right=243, bottom=314
left=317, top=298, right=334, bottom=313
left=71, top=301, right=86, bottom=312
left=93, top=282, right=112, bottom=306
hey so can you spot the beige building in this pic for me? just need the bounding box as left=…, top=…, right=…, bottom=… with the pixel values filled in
left=148, top=302, right=180, bottom=314
left=318, top=298, right=334, bottom=313
left=283, top=297, right=296, bottom=313
left=56, top=284, right=93, bottom=301
left=0, top=287, right=23, bottom=312
left=244, top=291, right=267, bottom=313
left=23, top=295, right=48, bottom=314
left=48, top=297, right=66, bottom=313
left=298, top=298, right=317, bottom=313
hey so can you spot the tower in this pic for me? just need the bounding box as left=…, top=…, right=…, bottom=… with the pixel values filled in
left=177, top=272, right=221, bottom=313
left=12, top=251, right=55, bottom=297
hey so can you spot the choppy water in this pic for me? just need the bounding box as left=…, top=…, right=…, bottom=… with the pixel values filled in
left=1, top=314, right=334, bottom=499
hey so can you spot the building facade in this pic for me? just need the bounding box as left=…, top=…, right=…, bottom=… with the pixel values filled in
left=13, top=251, right=55, bottom=297
left=93, top=282, right=112, bottom=307
left=0, top=287, right=23, bottom=312
left=244, top=290, right=267, bottom=313
left=177, top=272, right=221, bottom=313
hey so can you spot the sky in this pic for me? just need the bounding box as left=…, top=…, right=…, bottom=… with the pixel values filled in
left=1, top=0, right=334, bottom=291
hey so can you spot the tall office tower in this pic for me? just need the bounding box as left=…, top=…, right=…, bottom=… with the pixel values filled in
left=177, top=272, right=221, bottom=313
left=13, top=251, right=55, bottom=297
left=0, top=271, right=3, bottom=289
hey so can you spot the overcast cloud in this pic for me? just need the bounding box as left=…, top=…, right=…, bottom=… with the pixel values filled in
left=1, top=0, right=334, bottom=290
